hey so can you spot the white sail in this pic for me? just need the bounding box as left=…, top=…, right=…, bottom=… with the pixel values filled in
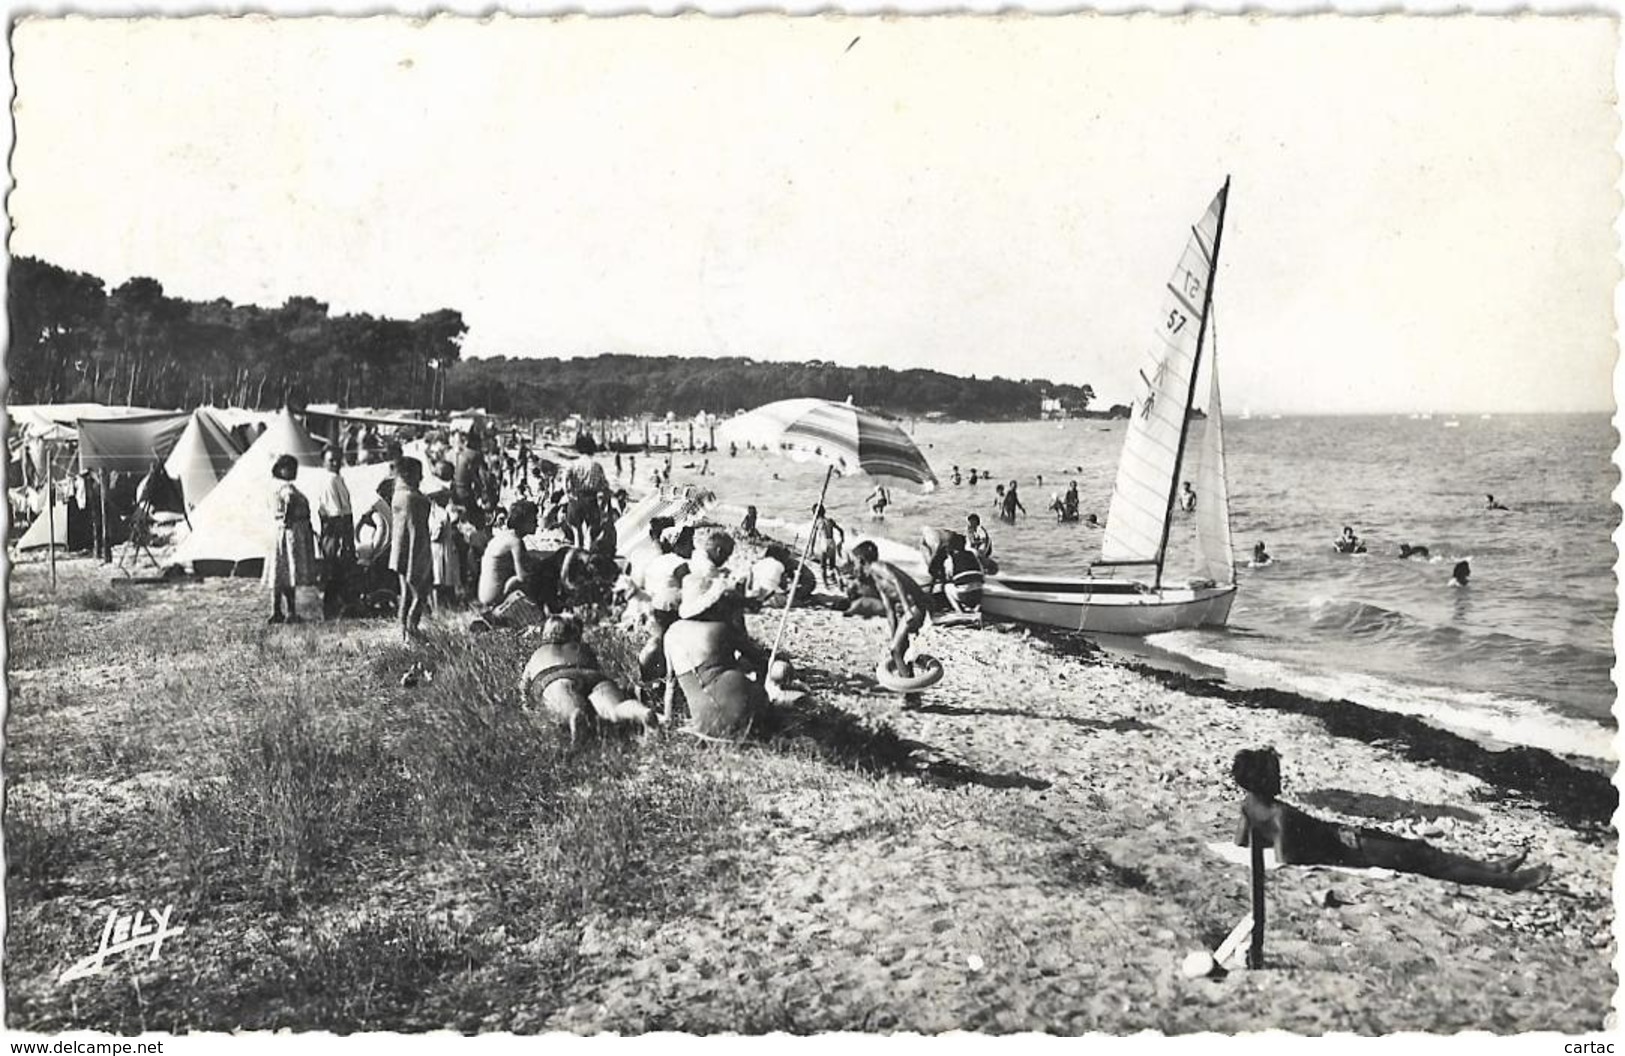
left=1194, top=351, right=1234, bottom=584
left=1100, top=185, right=1228, bottom=572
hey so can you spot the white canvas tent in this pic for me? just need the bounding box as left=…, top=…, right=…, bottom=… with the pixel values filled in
left=15, top=501, right=71, bottom=551
left=166, top=409, right=328, bottom=575
left=164, top=408, right=249, bottom=510
left=168, top=414, right=441, bottom=575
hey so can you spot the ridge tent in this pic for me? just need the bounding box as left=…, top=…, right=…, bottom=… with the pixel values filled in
left=166, top=409, right=328, bottom=576
left=164, top=408, right=248, bottom=510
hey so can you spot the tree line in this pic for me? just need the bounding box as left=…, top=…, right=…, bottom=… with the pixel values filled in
left=8, top=256, right=467, bottom=411
left=8, top=255, right=1096, bottom=420
left=446, top=355, right=1095, bottom=421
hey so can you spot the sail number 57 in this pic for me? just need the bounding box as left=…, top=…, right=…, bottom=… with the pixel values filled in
left=1166, top=310, right=1187, bottom=334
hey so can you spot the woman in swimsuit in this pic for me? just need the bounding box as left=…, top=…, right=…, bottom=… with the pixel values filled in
left=663, top=532, right=772, bottom=737
left=522, top=615, right=652, bottom=744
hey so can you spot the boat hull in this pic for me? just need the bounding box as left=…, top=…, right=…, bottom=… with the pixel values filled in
left=980, top=575, right=1236, bottom=635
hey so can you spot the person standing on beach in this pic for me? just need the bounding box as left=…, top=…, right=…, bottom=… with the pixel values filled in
left=810, top=505, right=846, bottom=590
left=851, top=540, right=931, bottom=680
left=1232, top=747, right=1548, bottom=890
left=314, top=446, right=355, bottom=620
left=389, top=457, right=433, bottom=641
left=264, top=454, right=317, bottom=624
left=1178, top=481, right=1198, bottom=513
left=867, top=483, right=891, bottom=519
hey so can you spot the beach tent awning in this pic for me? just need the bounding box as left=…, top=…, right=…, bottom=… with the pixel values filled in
left=77, top=413, right=192, bottom=474
left=8, top=403, right=170, bottom=441
left=303, top=406, right=441, bottom=430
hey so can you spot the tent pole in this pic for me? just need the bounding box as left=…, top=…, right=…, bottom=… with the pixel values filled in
left=98, top=469, right=109, bottom=566
left=46, top=445, right=56, bottom=591
left=766, top=464, right=835, bottom=677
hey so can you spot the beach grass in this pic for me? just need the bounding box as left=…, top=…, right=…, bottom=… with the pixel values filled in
left=4, top=554, right=1615, bottom=1034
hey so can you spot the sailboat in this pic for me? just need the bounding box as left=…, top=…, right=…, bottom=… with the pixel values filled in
left=981, top=181, right=1238, bottom=635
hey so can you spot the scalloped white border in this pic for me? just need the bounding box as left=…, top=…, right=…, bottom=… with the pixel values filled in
left=0, top=7, right=1618, bottom=1052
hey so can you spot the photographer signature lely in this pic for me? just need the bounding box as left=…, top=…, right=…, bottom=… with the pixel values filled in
left=59, top=904, right=184, bottom=984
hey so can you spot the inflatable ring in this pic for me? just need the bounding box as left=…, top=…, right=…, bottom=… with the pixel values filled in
left=875, top=654, right=945, bottom=693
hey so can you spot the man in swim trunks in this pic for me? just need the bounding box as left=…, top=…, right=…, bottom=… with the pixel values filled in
left=851, top=540, right=931, bottom=678
left=867, top=483, right=891, bottom=518
left=1232, top=747, right=1546, bottom=890
left=479, top=499, right=540, bottom=609
left=521, top=615, right=653, bottom=744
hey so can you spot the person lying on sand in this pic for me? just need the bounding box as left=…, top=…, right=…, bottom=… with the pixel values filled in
left=521, top=615, right=654, bottom=745
left=1232, top=746, right=1548, bottom=890
left=852, top=540, right=931, bottom=678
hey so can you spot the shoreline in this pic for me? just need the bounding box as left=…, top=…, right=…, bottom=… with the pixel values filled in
left=717, top=514, right=1617, bottom=836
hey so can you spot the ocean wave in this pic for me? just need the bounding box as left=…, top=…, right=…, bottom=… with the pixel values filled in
left=1147, top=633, right=1616, bottom=761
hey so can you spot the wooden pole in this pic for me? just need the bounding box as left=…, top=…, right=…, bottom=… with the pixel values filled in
left=45, top=448, right=56, bottom=591
left=1247, top=821, right=1266, bottom=969
left=98, top=469, right=109, bottom=567
left=766, top=465, right=835, bottom=676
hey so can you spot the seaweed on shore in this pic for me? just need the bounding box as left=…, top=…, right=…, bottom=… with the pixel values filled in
left=1127, top=663, right=1616, bottom=834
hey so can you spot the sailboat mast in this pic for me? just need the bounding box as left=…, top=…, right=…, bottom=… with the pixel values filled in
left=1154, top=176, right=1231, bottom=591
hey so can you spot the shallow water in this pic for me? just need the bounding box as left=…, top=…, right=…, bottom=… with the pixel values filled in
left=626, top=413, right=1617, bottom=760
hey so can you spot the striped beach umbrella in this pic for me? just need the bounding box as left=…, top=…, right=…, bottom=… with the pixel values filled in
left=719, top=398, right=934, bottom=677
left=717, top=398, right=936, bottom=487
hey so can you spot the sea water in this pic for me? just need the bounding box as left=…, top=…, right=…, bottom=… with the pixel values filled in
left=645, top=414, right=1618, bottom=761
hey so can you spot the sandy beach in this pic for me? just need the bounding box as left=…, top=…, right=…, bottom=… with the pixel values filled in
left=4, top=526, right=1614, bottom=1035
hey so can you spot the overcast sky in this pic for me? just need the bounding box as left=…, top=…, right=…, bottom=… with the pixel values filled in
left=10, top=15, right=1618, bottom=413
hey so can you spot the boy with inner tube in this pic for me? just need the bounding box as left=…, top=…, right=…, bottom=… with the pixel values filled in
left=851, top=540, right=931, bottom=679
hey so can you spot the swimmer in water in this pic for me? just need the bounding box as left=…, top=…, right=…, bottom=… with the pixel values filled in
left=1336, top=526, right=1365, bottom=554
left=1399, top=543, right=1431, bottom=560
left=1451, top=560, right=1471, bottom=586
left=1252, top=541, right=1272, bottom=566
left=1486, top=494, right=1509, bottom=511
